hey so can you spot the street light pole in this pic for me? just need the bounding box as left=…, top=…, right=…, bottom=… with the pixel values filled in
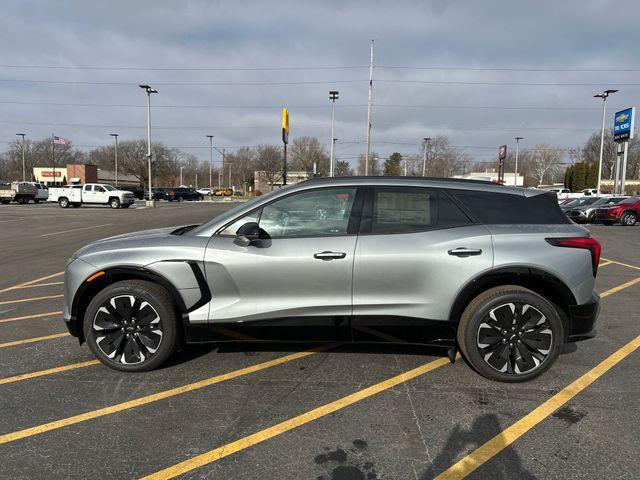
left=227, top=162, right=233, bottom=192
left=180, top=165, right=183, bottom=186
left=110, top=133, right=119, bottom=187
left=422, top=137, right=430, bottom=177
left=514, top=136, right=523, bottom=187
left=139, top=84, right=158, bottom=205
left=329, top=91, right=339, bottom=177
left=594, top=89, right=618, bottom=195
left=16, top=133, right=26, bottom=181
left=206, top=135, right=214, bottom=191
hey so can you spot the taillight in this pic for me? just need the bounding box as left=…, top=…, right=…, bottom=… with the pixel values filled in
left=546, top=236, right=601, bottom=276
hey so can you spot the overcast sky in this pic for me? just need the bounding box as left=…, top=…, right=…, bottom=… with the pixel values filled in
left=1, top=0, right=639, bottom=168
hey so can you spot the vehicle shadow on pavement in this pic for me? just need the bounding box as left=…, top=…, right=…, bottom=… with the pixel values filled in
left=421, top=413, right=537, bottom=479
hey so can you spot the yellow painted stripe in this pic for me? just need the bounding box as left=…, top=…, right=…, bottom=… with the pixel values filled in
left=600, top=276, right=640, bottom=298
left=600, top=257, right=640, bottom=272
left=0, top=311, right=62, bottom=324
left=141, top=356, right=452, bottom=480
left=0, top=271, right=65, bottom=294
left=0, top=344, right=333, bottom=446
left=0, top=294, right=63, bottom=306
left=0, top=333, right=69, bottom=349
left=598, top=260, right=614, bottom=267
left=0, top=360, right=100, bottom=386
left=434, top=335, right=640, bottom=480
left=15, top=281, right=64, bottom=289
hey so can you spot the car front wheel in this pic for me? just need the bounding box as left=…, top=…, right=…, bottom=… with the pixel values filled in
left=620, top=212, right=637, bottom=226
left=457, top=285, right=563, bottom=382
left=110, top=198, right=121, bottom=209
left=83, top=280, right=178, bottom=372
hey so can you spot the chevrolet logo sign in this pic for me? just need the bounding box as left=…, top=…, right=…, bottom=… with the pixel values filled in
left=616, top=113, right=629, bottom=123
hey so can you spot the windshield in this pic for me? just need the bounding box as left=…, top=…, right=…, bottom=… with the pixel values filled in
left=621, top=196, right=639, bottom=204
left=565, top=197, right=598, bottom=208
left=593, top=197, right=625, bottom=206
left=102, top=185, right=116, bottom=191
left=187, top=185, right=296, bottom=235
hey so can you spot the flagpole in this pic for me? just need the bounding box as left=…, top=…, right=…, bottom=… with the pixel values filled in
left=51, top=133, right=55, bottom=187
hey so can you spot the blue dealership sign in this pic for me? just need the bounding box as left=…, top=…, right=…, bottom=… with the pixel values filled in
left=613, top=107, right=635, bottom=142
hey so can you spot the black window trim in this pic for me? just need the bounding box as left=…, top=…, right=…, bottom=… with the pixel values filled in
left=358, top=186, right=474, bottom=236
left=214, top=185, right=365, bottom=239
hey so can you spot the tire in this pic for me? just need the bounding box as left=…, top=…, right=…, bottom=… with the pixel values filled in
left=110, top=197, right=121, bottom=209
left=620, top=211, right=637, bottom=226
left=59, top=197, right=70, bottom=208
left=587, top=212, right=596, bottom=224
left=83, top=280, right=178, bottom=372
left=0, top=200, right=9, bottom=205
left=457, top=285, right=564, bottom=382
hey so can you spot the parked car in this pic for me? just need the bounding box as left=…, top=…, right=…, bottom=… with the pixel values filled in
left=144, top=187, right=170, bottom=201
left=214, top=188, right=233, bottom=197
left=580, top=188, right=599, bottom=196
left=196, top=187, right=214, bottom=196
left=64, top=177, right=600, bottom=382
left=31, top=182, right=49, bottom=202
left=48, top=183, right=135, bottom=209
left=560, top=196, right=600, bottom=213
left=592, top=196, right=640, bottom=225
left=165, top=187, right=203, bottom=202
left=548, top=187, right=573, bottom=201
left=567, top=197, right=627, bottom=224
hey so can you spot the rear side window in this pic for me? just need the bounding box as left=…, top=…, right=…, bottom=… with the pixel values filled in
left=451, top=189, right=570, bottom=224
left=368, top=187, right=471, bottom=234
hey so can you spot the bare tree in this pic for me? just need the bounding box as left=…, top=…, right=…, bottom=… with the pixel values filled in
left=289, top=136, right=329, bottom=175
left=529, top=144, right=563, bottom=185
left=226, top=146, right=256, bottom=190
left=356, top=152, right=380, bottom=175
left=334, top=160, right=354, bottom=176
left=255, top=144, right=282, bottom=190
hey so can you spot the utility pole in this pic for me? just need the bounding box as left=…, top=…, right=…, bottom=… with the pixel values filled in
left=594, top=89, right=618, bottom=194
left=422, top=137, right=430, bottom=177
left=364, top=40, right=374, bottom=175
left=180, top=165, right=183, bottom=186
left=16, top=133, right=26, bottom=181
left=329, top=91, right=339, bottom=177
left=195, top=173, right=198, bottom=190
left=110, top=133, right=119, bottom=187
left=227, top=162, right=233, bottom=192
left=139, top=84, right=158, bottom=206
left=206, top=135, right=214, bottom=190
left=514, top=136, right=523, bottom=187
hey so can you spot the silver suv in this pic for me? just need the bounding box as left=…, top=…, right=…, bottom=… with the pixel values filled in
left=63, top=178, right=601, bottom=382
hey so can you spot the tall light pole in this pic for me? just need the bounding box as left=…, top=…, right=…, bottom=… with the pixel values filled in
left=514, top=136, right=523, bottom=187
left=422, top=137, right=430, bottom=177
left=227, top=162, right=233, bottom=191
left=16, top=133, right=26, bottom=181
left=109, top=133, right=119, bottom=187
left=180, top=165, right=183, bottom=186
left=139, top=84, right=158, bottom=205
left=594, top=89, right=618, bottom=194
left=206, top=135, right=214, bottom=190
left=364, top=40, right=374, bottom=175
left=329, top=90, right=339, bottom=177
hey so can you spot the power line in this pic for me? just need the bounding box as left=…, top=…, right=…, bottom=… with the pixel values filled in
left=377, top=79, right=640, bottom=87
left=0, top=78, right=366, bottom=87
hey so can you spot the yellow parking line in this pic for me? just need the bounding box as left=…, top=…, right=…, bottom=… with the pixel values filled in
left=434, top=335, right=640, bottom=480
left=600, top=277, right=640, bottom=298
left=0, top=360, right=100, bottom=386
left=0, top=344, right=334, bottom=446
left=0, top=311, right=62, bottom=324
left=15, top=281, right=64, bottom=289
left=0, top=333, right=69, bottom=349
left=0, top=294, right=63, bottom=306
left=0, top=272, right=64, bottom=294
left=600, top=257, right=640, bottom=272
left=141, top=356, right=452, bottom=480
left=598, top=260, right=614, bottom=267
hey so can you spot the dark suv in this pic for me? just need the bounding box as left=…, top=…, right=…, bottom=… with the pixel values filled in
left=166, top=187, right=203, bottom=202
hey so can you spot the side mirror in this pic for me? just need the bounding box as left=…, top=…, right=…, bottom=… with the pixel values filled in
left=234, top=222, right=261, bottom=247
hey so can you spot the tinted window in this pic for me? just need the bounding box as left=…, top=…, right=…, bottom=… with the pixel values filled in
left=438, top=191, right=472, bottom=226
left=452, top=189, right=570, bottom=224
left=84, top=185, right=92, bottom=192
left=372, top=188, right=434, bottom=233
left=95, top=186, right=105, bottom=192
left=260, top=187, right=356, bottom=237
left=621, top=196, right=640, bottom=204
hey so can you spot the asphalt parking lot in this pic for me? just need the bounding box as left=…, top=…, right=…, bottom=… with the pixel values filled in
left=0, top=201, right=638, bottom=480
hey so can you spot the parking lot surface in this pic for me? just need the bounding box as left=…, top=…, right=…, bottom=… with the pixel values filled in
left=0, top=201, right=638, bottom=479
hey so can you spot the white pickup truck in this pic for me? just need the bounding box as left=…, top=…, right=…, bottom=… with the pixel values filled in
left=48, top=183, right=135, bottom=209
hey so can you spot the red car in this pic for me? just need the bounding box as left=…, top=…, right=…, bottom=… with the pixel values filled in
left=593, top=196, right=640, bottom=225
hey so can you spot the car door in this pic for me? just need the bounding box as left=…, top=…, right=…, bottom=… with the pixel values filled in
left=351, top=186, right=493, bottom=343
left=204, top=186, right=362, bottom=333
left=82, top=184, right=96, bottom=203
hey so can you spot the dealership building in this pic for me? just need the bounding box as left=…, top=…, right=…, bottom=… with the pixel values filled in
left=33, top=164, right=140, bottom=188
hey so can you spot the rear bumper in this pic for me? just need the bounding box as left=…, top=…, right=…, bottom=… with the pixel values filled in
left=567, top=292, right=600, bottom=341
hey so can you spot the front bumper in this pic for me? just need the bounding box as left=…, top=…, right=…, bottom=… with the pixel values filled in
left=567, top=292, right=600, bottom=341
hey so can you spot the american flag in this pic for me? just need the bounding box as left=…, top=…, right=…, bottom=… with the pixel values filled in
left=52, top=135, right=66, bottom=145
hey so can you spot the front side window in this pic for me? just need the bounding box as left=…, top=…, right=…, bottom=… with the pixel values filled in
left=95, top=186, right=105, bottom=193
left=219, top=187, right=357, bottom=238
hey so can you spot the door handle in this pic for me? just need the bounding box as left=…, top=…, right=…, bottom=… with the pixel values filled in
left=448, top=247, right=483, bottom=257
left=313, top=251, right=347, bottom=261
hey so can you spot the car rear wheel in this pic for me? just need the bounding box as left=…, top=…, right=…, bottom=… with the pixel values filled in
left=457, top=285, right=563, bottom=382
left=83, top=280, right=178, bottom=372
left=59, top=197, right=70, bottom=208
left=620, top=211, right=637, bottom=226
